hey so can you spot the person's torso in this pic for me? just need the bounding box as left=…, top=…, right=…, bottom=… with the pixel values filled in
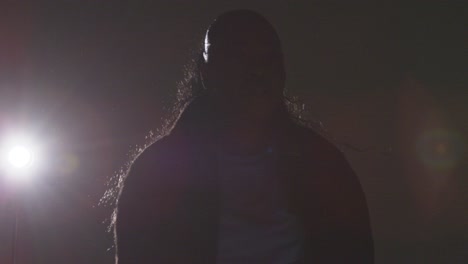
left=215, top=147, right=305, bottom=264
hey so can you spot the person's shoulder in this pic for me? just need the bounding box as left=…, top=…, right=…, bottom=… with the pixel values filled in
left=129, top=133, right=184, bottom=172
left=290, top=123, right=363, bottom=199
left=123, top=133, right=189, bottom=189
left=289, top=122, right=344, bottom=160
left=130, top=136, right=165, bottom=167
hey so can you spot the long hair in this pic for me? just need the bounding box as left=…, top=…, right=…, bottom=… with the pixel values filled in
left=100, top=9, right=335, bottom=257
left=100, top=41, right=323, bottom=259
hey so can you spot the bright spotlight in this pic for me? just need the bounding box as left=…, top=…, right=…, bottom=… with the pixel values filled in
left=1, top=134, right=40, bottom=180
left=8, top=145, right=33, bottom=169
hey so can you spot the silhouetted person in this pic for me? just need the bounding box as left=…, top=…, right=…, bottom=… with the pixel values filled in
left=116, top=10, right=374, bottom=263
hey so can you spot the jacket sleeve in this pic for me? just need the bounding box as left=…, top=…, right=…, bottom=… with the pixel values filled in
left=330, top=151, right=374, bottom=263
left=308, top=144, right=375, bottom=264
left=116, top=140, right=184, bottom=263
left=290, top=126, right=374, bottom=263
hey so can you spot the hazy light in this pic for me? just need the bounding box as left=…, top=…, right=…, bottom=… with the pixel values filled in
left=1, top=134, right=40, bottom=181
left=8, top=146, right=33, bottom=169
left=417, top=128, right=466, bottom=171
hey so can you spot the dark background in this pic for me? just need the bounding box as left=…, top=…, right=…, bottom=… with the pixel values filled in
left=0, top=1, right=466, bottom=263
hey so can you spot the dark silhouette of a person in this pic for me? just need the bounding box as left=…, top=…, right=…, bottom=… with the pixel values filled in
left=116, top=9, right=374, bottom=264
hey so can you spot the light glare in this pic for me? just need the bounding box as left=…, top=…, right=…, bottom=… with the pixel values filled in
left=8, top=146, right=33, bottom=169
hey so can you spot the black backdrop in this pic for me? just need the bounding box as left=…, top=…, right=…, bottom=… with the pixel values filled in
left=0, top=1, right=466, bottom=263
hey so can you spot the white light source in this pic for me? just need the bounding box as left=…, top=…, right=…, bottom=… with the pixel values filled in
left=2, top=134, right=40, bottom=180
left=2, top=136, right=39, bottom=264
left=8, top=145, right=33, bottom=169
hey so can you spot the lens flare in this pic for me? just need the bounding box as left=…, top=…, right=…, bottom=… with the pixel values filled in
left=416, top=129, right=466, bottom=171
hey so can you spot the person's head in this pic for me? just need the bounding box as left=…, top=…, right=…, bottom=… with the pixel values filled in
left=198, top=10, right=286, bottom=127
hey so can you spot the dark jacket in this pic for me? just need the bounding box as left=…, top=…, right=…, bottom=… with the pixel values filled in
left=116, top=113, right=374, bottom=263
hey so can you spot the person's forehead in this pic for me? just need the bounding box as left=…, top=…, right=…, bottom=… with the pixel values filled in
left=211, top=25, right=280, bottom=54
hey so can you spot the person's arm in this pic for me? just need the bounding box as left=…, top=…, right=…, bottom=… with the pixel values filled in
left=116, top=140, right=183, bottom=263
left=293, top=127, right=374, bottom=263
left=116, top=149, right=159, bottom=263
left=328, top=151, right=374, bottom=263
left=311, top=145, right=375, bottom=264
